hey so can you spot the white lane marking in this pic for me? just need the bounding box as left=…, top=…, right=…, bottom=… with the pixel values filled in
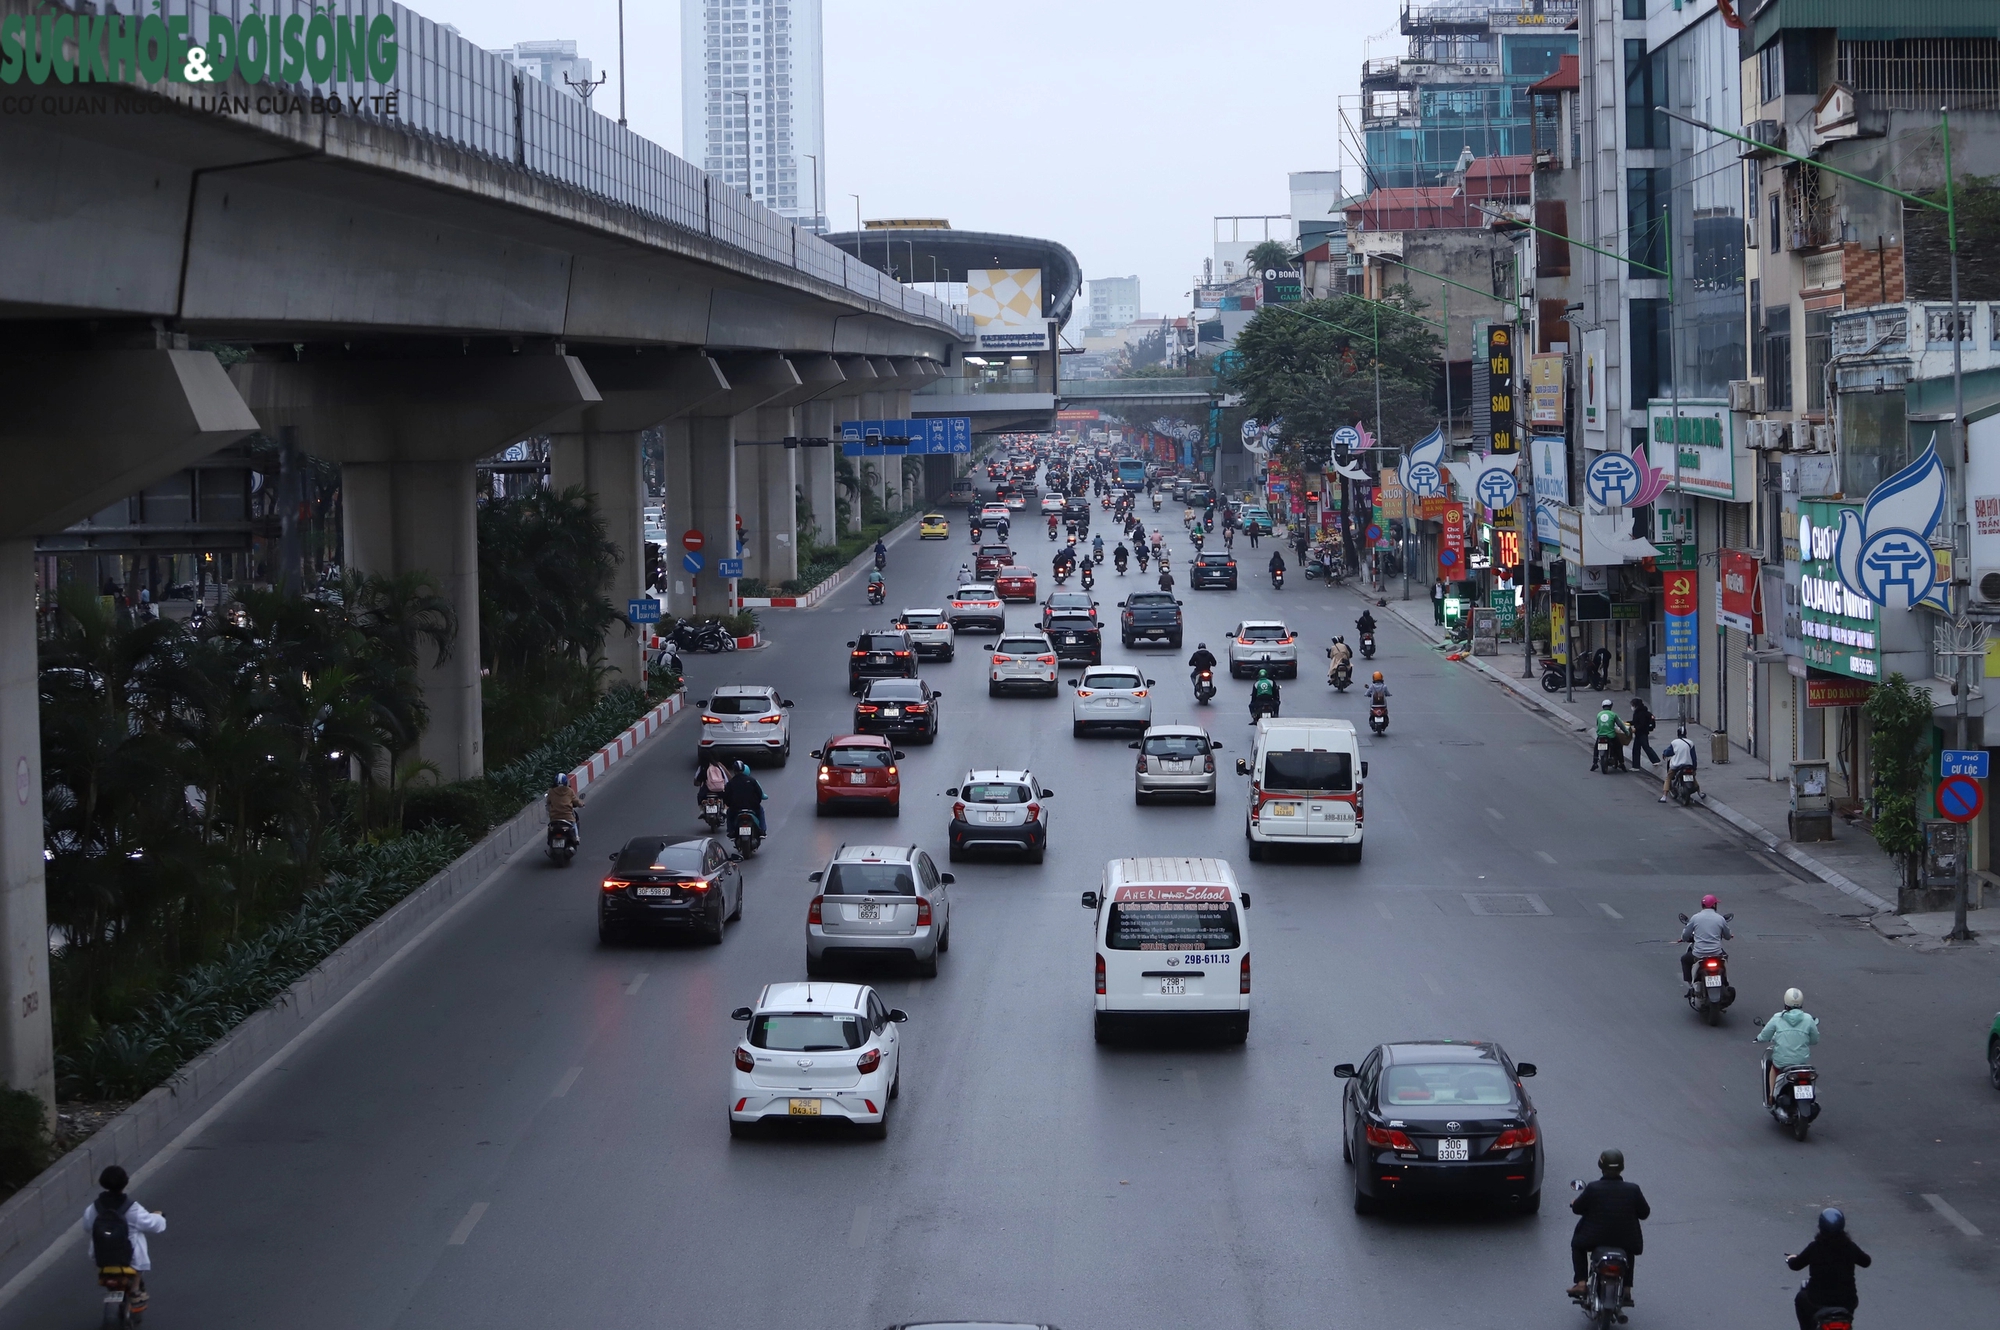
left=847, top=1205, right=872, bottom=1248
left=1485, top=806, right=1504, bottom=821
left=552, top=1066, right=583, bottom=1098
left=1924, top=1193, right=1984, bottom=1237
left=626, top=972, right=649, bottom=995
left=1421, top=974, right=1444, bottom=996
left=1184, top=1067, right=1203, bottom=1099
left=1599, top=903, right=1624, bottom=920
left=1535, top=850, right=1557, bottom=864
left=447, top=1201, right=490, bottom=1246
left=1445, top=769, right=1463, bottom=782
left=1375, top=901, right=1395, bottom=921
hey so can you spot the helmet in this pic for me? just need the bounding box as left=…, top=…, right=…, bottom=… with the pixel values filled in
left=1597, top=1148, right=1625, bottom=1175
left=1677, top=726, right=1689, bottom=739
left=1334, top=634, right=1345, bottom=643
left=1700, top=894, right=1719, bottom=909
left=1818, top=1207, right=1846, bottom=1236
left=1372, top=671, right=1384, bottom=682
left=1601, top=699, right=1613, bottom=709
left=556, top=773, right=570, bottom=787
left=1197, top=642, right=1207, bottom=650
left=1258, top=668, right=1271, bottom=678
left=1784, top=987, right=1804, bottom=1008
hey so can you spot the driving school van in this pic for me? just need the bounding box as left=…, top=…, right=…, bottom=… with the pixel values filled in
left=1081, top=858, right=1250, bottom=1043
left=1235, top=718, right=1366, bottom=861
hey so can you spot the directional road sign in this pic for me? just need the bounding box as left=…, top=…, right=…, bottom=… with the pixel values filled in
left=718, top=558, right=744, bottom=578
left=627, top=598, right=662, bottom=624
left=682, top=551, right=705, bottom=575
left=682, top=529, right=705, bottom=552
left=1941, top=749, right=1990, bottom=779
left=1936, top=774, right=1983, bottom=824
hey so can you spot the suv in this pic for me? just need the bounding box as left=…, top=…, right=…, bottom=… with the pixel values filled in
left=806, top=844, right=953, bottom=977
left=948, top=584, right=1005, bottom=634
left=847, top=630, right=918, bottom=695
left=1119, top=591, right=1184, bottom=648
left=1190, top=551, right=1239, bottom=590
left=1046, top=611, right=1102, bottom=666
left=697, top=686, right=796, bottom=765
left=945, top=769, right=1054, bottom=863
left=987, top=632, right=1059, bottom=696
left=892, top=609, right=955, bottom=661
left=975, top=543, right=1015, bottom=578
left=1041, top=590, right=1098, bottom=628
left=1227, top=621, right=1298, bottom=678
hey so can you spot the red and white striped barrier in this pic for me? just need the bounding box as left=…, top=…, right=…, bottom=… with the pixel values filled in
left=568, top=690, right=687, bottom=793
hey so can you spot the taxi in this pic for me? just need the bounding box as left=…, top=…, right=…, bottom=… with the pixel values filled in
left=919, top=512, right=950, bottom=539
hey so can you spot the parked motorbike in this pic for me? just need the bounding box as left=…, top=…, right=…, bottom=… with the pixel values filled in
left=1565, top=1222, right=1632, bottom=1329
left=1669, top=764, right=1699, bottom=806
left=1368, top=702, right=1389, bottom=735
left=1194, top=668, right=1217, bottom=705
left=699, top=792, right=727, bottom=832
left=546, top=817, right=579, bottom=866
left=1271, top=567, right=1285, bottom=591
left=1677, top=912, right=1737, bottom=1025
left=730, top=808, right=763, bottom=857
left=1592, top=734, right=1627, bottom=773
left=1765, top=1059, right=1822, bottom=1141
left=1359, top=631, right=1376, bottom=659
left=1539, top=656, right=1574, bottom=693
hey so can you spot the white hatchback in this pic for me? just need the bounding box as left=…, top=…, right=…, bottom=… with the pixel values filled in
left=1068, top=665, right=1154, bottom=736
left=987, top=632, right=1058, bottom=697
left=1227, top=620, right=1299, bottom=678
left=728, top=982, right=905, bottom=1139
left=697, top=685, right=795, bottom=765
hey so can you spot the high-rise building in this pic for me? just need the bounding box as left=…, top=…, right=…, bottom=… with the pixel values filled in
left=682, top=0, right=826, bottom=230
left=1087, top=276, right=1141, bottom=336
left=489, top=40, right=598, bottom=105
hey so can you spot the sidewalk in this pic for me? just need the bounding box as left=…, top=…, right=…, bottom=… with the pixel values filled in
left=1368, top=591, right=1905, bottom=916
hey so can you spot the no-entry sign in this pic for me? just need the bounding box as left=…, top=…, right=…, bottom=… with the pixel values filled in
left=1936, top=774, right=1984, bottom=824
left=682, top=529, right=705, bottom=552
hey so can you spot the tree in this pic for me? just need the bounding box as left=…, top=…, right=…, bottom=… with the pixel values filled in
left=1245, top=239, right=1295, bottom=273
left=1862, top=673, right=1935, bottom=899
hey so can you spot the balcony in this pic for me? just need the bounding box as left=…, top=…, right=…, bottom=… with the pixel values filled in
left=1362, top=57, right=1404, bottom=86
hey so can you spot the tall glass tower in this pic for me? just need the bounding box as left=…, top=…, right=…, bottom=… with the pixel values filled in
left=682, top=0, right=826, bottom=231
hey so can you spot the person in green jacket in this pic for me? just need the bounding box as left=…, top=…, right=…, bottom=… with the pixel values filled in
left=1591, top=700, right=1627, bottom=771
left=1756, top=988, right=1820, bottom=1103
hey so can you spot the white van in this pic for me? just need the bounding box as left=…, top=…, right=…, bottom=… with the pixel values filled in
left=1235, top=717, right=1367, bottom=862
left=1080, top=857, right=1251, bottom=1043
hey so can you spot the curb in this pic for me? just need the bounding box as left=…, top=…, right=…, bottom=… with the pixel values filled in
left=0, top=690, right=691, bottom=1297
left=1369, top=593, right=1901, bottom=915
left=737, top=512, right=923, bottom=610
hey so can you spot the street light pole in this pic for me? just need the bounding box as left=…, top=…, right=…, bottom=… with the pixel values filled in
left=804, top=154, right=820, bottom=233
left=616, top=0, right=626, bottom=126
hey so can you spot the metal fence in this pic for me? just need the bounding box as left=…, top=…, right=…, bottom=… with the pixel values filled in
left=105, top=1, right=969, bottom=335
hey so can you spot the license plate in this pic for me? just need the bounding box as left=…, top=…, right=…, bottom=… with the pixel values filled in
left=856, top=902, right=881, bottom=921
left=1704, top=975, right=1722, bottom=987
left=871, top=654, right=889, bottom=663
left=788, top=1099, right=822, bottom=1116
left=1271, top=802, right=1299, bottom=816
left=1065, top=634, right=1079, bottom=644
left=1437, top=1138, right=1470, bottom=1161
left=882, top=708, right=901, bottom=717
left=982, top=811, right=1010, bottom=823
left=1791, top=1084, right=1815, bottom=1100
left=850, top=773, right=868, bottom=785
left=1165, top=761, right=1190, bottom=772
left=633, top=886, right=672, bottom=898
left=1159, top=978, right=1186, bottom=995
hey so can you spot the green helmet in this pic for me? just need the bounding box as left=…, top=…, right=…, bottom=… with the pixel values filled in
left=1258, top=668, right=1271, bottom=679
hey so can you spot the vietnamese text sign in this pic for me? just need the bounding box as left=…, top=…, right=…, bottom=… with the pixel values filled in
left=1663, top=569, right=1699, bottom=695
left=1649, top=401, right=1742, bottom=500
left=1716, top=550, right=1762, bottom=634
left=1797, top=500, right=1880, bottom=680
left=1942, top=749, right=1991, bottom=779
left=1529, top=353, right=1565, bottom=426
left=1549, top=600, right=1569, bottom=663
left=1805, top=676, right=1873, bottom=708
left=1438, top=504, right=1466, bottom=578
left=1490, top=589, right=1519, bottom=631
left=1486, top=326, right=1518, bottom=453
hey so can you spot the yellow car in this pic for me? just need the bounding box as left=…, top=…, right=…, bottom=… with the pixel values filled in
left=919, top=513, right=950, bottom=539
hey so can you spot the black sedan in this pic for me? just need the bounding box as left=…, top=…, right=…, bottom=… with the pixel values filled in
left=1190, top=550, right=1239, bottom=589
left=1336, top=1040, right=1541, bottom=1215
left=854, top=677, right=940, bottom=743
left=598, top=836, right=743, bottom=945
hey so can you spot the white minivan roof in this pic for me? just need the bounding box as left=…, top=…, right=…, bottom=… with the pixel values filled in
left=1256, top=717, right=1358, bottom=748
left=1104, top=857, right=1240, bottom=891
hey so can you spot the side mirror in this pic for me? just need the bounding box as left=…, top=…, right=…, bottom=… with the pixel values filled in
left=1040, top=789, right=1054, bottom=799
left=695, top=698, right=710, bottom=708
left=808, top=870, right=824, bottom=883
left=1080, top=890, right=1099, bottom=909
left=1128, top=741, right=1141, bottom=750
left=1212, top=740, right=1225, bottom=750
left=845, top=641, right=856, bottom=648
left=931, top=691, right=942, bottom=699
left=1724, top=912, right=1735, bottom=921
left=939, top=873, right=955, bottom=885
left=1240, top=892, right=1251, bottom=908
left=1066, top=679, right=1079, bottom=688
left=945, top=787, right=959, bottom=798
left=1234, top=758, right=1249, bottom=776
left=781, top=699, right=795, bottom=708
left=1516, top=1063, right=1538, bottom=1078
left=809, top=750, right=823, bottom=760
left=731, top=1007, right=753, bottom=1021
left=887, top=1009, right=909, bottom=1023
left=608, top=852, right=619, bottom=861
left=1145, top=679, right=1156, bottom=687
left=894, top=750, right=907, bottom=760
left=984, top=642, right=996, bottom=650
left=1333, top=1063, right=1357, bottom=1079
left=1677, top=912, right=1689, bottom=924
left=1361, top=761, right=1369, bottom=779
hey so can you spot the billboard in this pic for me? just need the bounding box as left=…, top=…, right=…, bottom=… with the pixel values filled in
left=968, top=269, right=1049, bottom=352
left=1580, top=328, right=1606, bottom=436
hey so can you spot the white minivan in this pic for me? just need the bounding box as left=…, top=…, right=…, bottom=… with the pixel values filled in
left=1234, top=717, right=1367, bottom=862
left=1081, top=857, right=1251, bottom=1044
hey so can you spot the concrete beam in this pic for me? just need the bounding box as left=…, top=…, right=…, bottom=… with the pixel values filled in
left=546, top=350, right=729, bottom=434
left=697, top=353, right=803, bottom=420
left=764, top=354, right=847, bottom=411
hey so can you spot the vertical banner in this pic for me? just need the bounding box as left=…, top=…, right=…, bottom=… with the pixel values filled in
left=1663, top=569, right=1700, bottom=695
left=1438, top=504, right=1466, bottom=580
left=1550, top=601, right=1568, bottom=664
left=1486, top=326, right=1518, bottom=454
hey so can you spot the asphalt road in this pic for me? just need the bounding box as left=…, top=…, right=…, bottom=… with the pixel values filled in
left=5, top=481, right=1997, bottom=1330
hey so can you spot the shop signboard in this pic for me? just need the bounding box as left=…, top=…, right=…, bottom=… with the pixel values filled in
left=1663, top=569, right=1699, bottom=695
left=1648, top=400, right=1747, bottom=501
left=1489, top=589, right=1519, bottom=632
left=1796, top=499, right=1881, bottom=680
left=1487, top=326, right=1518, bottom=454
left=1653, top=503, right=1698, bottom=570
left=1377, top=469, right=1409, bottom=521
left=1716, top=550, right=1763, bottom=634
left=1438, top=504, right=1466, bottom=579
left=1531, top=434, right=1568, bottom=548
left=1803, top=676, right=1869, bottom=708
left=1529, top=353, right=1565, bottom=426
left=1549, top=600, right=1569, bottom=663
left=1581, top=329, right=1607, bottom=437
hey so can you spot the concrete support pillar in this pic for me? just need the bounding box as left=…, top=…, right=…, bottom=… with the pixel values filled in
left=798, top=399, right=840, bottom=548
left=0, top=541, right=50, bottom=1112
left=741, top=405, right=799, bottom=585
left=686, top=416, right=739, bottom=616
left=660, top=418, right=698, bottom=619
left=343, top=461, right=485, bottom=781
left=548, top=431, right=645, bottom=686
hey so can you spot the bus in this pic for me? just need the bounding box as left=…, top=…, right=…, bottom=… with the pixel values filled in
left=1116, top=457, right=1149, bottom=488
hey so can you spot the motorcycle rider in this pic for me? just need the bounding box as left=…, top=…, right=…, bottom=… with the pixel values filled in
left=1756, top=988, right=1820, bottom=1105
left=1660, top=725, right=1698, bottom=802
left=1223, top=526, right=1236, bottom=551
left=546, top=771, right=584, bottom=837
left=1080, top=562, right=1095, bottom=591
left=1187, top=641, right=1218, bottom=690
left=1327, top=635, right=1353, bottom=683
left=86, top=1165, right=165, bottom=1320
left=957, top=561, right=973, bottom=587
left=865, top=566, right=886, bottom=601
left=1250, top=667, right=1281, bottom=719
left=1590, top=699, right=1626, bottom=770
left=1091, top=533, right=1104, bottom=562
left=1679, top=893, right=1733, bottom=987
left=1567, top=1149, right=1650, bottom=1304
left=1114, top=542, right=1130, bottom=574
left=1787, top=1208, right=1871, bottom=1330
left=1268, top=548, right=1286, bottom=585
left=1355, top=608, right=1376, bottom=638
left=1364, top=670, right=1390, bottom=707
left=722, top=760, right=767, bottom=839
left=873, top=538, right=888, bottom=569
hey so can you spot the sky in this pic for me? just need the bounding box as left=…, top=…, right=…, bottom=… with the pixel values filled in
left=411, top=0, right=1403, bottom=324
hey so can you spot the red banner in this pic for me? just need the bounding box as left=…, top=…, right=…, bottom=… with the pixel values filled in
left=1717, top=550, right=1763, bottom=634
left=1806, top=677, right=1873, bottom=708
left=1438, top=505, right=1466, bottom=579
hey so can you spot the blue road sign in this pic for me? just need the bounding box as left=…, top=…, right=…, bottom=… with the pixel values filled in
left=841, top=418, right=972, bottom=456
left=1942, top=749, right=1990, bottom=779
left=718, top=558, right=744, bottom=578
left=627, top=597, right=662, bottom=623
left=682, top=551, right=705, bottom=574
left=1936, top=774, right=1983, bottom=823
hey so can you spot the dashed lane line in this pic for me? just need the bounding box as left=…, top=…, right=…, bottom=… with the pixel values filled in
left=1924, top=1194, right=1983, bottom=1238
left=551, top=1066, right=582, bottom=1098
left=1599, top=903, right=1624, bottom=920
left=447, top=1202, right=489, bottom=1246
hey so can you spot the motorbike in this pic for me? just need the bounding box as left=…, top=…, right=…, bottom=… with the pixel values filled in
left=546, top=816, right=579, bottom=866
left=866, top=581, right=886, bottom=606
left=1566, top=1225, right=1633, bottom=1329
left=1194, top=668, right=1217, bottom=705
left=1328, top=655, right=1352, bottom=692
left=1592, top=734, right=1628, bottom=773
left=874, top=549, right=887, bottom=572
left=1048, top=521, right=1059, bottom=540
left=730, top=808, right=764, bottom=857
left=1800, top=1299, right=1852, bottom=1330
left=1053, top=564, right=1072, bottom=587
left=1271, top=567, right=1285, bottom=591
left=1676, top=911, right=1737, bottom=1024
left=1249, top=691, right=1279, bottom=722
left=700, top=792, right=727, bottom=832
left=1114, top=551, right=1128, bottom=575
left=1080, top=565, right=1095, bottom=591
left=1539, top=656, right=1575, bottom=693
left=1152, top=493, right=1161, bottom=511
left=1191, top=531, right=1205, bottom=552
left=1368, top=701, right=1389, bottom=735
left=1765, top=1060, right=1822, bottom=1141
left=1136, top=551, right=1150, bottom=574
left=97, top=1267, right=146, bottom=1327
left=1359, top=631, right=1377, bottom=659
left=1669, top=764, right=1699, bottom=806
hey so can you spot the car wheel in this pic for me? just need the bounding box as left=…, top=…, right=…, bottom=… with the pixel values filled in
left=775, top=740, right=790, bottom=766
left=859, top=1112, right=889, bottom=1141
left=705, top=904, right=726, bottom=945
left=888, top=800, right=901, bottom=818
left=1204, top=791, right=1218, bottom=806
left=814, top=802, right=827, bottom=817
left=988, top=682, right=1000, bottom=697
left=1342, top=1127, right=1353, bottom=1164
left=889, top=1068, right=901, bottom=1100
left=597, top=918, right=622, bottom=946
left=1093, top=1012, right=1110, bottom=1044
left=915, top=951, right=939, bottom=978
left=1073, top=722, right=1086, bottom=738
left=939, top=919, right=951, bottom=953
left=1515, top=1191, right=1541, bottom=1216
left=1027, top=840, right=1046, bottom=865
left=1353, top=1184, right=1382, bottom=1216
left=728, top=883, right=744, bottom=922
left=728, top=1115, right=754, bottom=1140
left=1135, top=790, right=1151, bottom=806
left=1246, top=826, right=1265, bottom=861
left=1122, top=635, right=1134, bottom=648
left=948, top=841, right=963, bottom=863
left=805, top=953, right=826, bottom=978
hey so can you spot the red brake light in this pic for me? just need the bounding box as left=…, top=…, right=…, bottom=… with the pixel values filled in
left=856, top=1048, right=883, bottom=1075
left=1037, top=654, right=1055, bottom=664
left=937, top=622, right=949, bottom=630
left=735, top=1048, right=755, bottom=1072
left=906, top=703, right=927, bottom=713
left=1365, top=1124, right=1416, bottom=1151
left=757, top=714, right=783, bottom=724
left=1026, top=802, right=1041, bottom=821
left=1703, top=958, right=1722, bottom=971
left=1132, top=688, right=1147, bottom=698
left=680, top=877, right=711, bottom=892
left=808, top=895, right=824, bottom=925
left=916, top=898, right=932, bottom=926
left=700, top=715, right=722, bottom=725
left=1204, top=755, right=1216, bottom=773
left=856, top=704, right=880, bottom=714
left=952, top=801, right=966, bottom=819
left=894, top=650, right=911, bottom=657
left=602, top=878, right=629, bottom=892
left=1488, top=1125, right=1540, bottom=1152
left=1240, top=953, right=1251, bottom=994
left=851, top=650, right=865, bottom=657
left=1095, top=952, right=1106, bottom=994
left=1077, top=689, right=1094, bottom=698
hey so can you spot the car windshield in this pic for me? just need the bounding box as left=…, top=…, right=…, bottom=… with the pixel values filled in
left=956, top=587, right=996, bottom=599
left=1128, top=594, right=1175, bottom=607
left=901, top=609, right=944, bottom=622
left=1379, top=1062, right=1516, bottom=1107
left=825, top=746, right=892, bottom=769
left=865, top=681, right=924, bottom=701
left=997, top=639, right=1047, bottom=655
left=612, top=840, right=706, bottom=875
left=1050, top=594, right=1091, bottom=610
left=824, top=862, right=916, bottom=896
left=706, top=695, right=772, bottom=715
left=1144, top=734, right=1211, bottom=758
left=750, top=1013, right=867, bottom=1052
left=1087, top=672, right=1143, bottom=690
left=855, top=635, right=905, bottom=651
left=963, top=781, right=1030, bottom=804
left=1198, top=553, right=1232, bottom=565
left=1241, top=625, right=1289, bottom=641
left=979, top=546, right=1011, bottom=557
left=1105, top=902, right=1241, bottom=951
left=1262, top=750, right=1354, bottom=792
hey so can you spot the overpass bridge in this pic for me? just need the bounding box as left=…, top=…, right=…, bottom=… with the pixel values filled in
left=0, top=0, right=1054, bottom=1108
left=1059, top=377, right=1221, bottom=410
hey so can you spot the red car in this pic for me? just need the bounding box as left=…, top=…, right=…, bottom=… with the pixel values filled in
left=994, top=567, right=1038, bottom=602
left=975, top=544, right=1015, bottom=578
left=812, top=734, right=905, bottom=816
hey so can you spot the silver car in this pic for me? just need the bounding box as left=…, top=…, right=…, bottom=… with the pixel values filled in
left=893, top=608, right=956, bottom=662
left=1227, top=620, right=1299, bottom=678
left=1068, top=665, right=1154, bottom=737
left=697, top=685, right=795, bottom=765
left=946, top=768, right=1053, bottom=863
left=1131, top=724, right=1225, bottom=805
left=806, top=844, right=953, bottom=978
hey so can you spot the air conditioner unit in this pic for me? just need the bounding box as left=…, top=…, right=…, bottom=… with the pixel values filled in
left=1729, top=379, right=1767, bottom=413
left=1743, top=420, right=1766, bottom=450
left=1975, top=568, right=2000, bottom=606
left=1766, top=420, right=1795, bottom=451
left=1808, top=423, right=1833, bottom=452
left=1745, top=120, right=1785, bottom=155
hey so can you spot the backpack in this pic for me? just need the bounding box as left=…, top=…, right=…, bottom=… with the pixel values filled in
left=91, top=1193, right=133, bottom=1268
left=703, top=763, right=729, bottom=793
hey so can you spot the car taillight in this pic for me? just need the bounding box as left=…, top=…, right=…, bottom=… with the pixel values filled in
left=700, top=715, right=722, bottom=725
left=1132, top=689, right=1147, bottom=698
left=1365, top=1124, right=1416, bottom=1152
left=808, top=895, right=824, bottom=924
left=1240, top=953, right=1251, bottom=994
left=1488, top=1125, right=1539, bottom=1152
left=994, top=654, right=1012, bottom=664
left=1095, top=953, right=1106, bottom=994
left=1077, top=688, right=1094, bottom=698
left=916, top=898, right=932, bottom=926
left=894, top=650, right=911, bottom=657
left=602, top=878, right=629, bottom=892
left=936, top=622, right=948, bottom=630
left=856, top=1048, right=882, bottom=1074
left=952, top=801, right=966, bottom=820
left=887, top=765, right=898, bottom=776
left=851, top=650, right=865, bottom=657
left=817, top=765, right=832, bottom=781
left=906, top=703, right=927, bottom=713
left=757, top=714, right=783, bottom=725
left=735, top=1048, right=755, bottom=1072
left=1204, top=755, right=1215, bottom=773
left=1026, top=802, right=1041, bottom=821
left=856, top=704, right=880, bottom=714
left=680, top=877, right=711, bottom=893
left=1227, top=561, right=1235, bottom=567
left=1136, top=752, right=1148, bottom=774
left=1037, top=654, right=1056, bottom=665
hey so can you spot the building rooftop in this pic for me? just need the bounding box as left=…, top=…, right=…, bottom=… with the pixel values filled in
left=1530, top=54, right=1578, bottom=94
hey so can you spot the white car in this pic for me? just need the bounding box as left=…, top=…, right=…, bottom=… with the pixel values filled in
left=728, top=982, right=906, bottom=1139
left=893, top=608, right=956, bottom=662
left=1040, top=494, right=1067, bottom=514
left=1081, top=857, right=1251, bottom=1044
left=697, top=685, right=795, bottom=765
left=986, top=632, right=1058, bottom=697
left=949, top=584, right=1005, bottom=634
left=979, top=503, right=1011, bottom=528
left=1227, top=620, right=1299, bottom=678
left=1068, top=665, right=1154, bottom=737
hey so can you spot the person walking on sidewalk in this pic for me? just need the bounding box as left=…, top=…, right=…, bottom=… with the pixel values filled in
left=1432, top=578, right=1447, bottom=625
left=1629, top=697, right=1659, bottom=769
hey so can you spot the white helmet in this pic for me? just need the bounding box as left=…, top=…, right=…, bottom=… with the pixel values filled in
left=1783, top=987, right=1804, bottom=1009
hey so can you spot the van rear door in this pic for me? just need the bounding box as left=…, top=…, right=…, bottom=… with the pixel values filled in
left=1258, top=730, right=1358, bottom=838
left=1098, top=883, right=1243, bottom=1013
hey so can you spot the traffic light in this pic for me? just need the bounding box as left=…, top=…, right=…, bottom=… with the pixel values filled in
left=645, top=541, right=664, bottom=590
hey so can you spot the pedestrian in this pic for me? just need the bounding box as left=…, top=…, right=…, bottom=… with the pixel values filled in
left=1432, top=578, right=1446, bottom=625
left=1247, top=525, right=1261, bottom=550
left=1629, top=696, right=1659, bottom=768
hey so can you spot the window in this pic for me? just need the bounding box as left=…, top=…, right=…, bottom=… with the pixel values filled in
left=1765, top=306, right=1793, bottom=412
left=1104, top=901, right=1242, bottom=951
left=1840, top=389, right=1908, bottom=497
left=1627, top=168, right=1667, bottom=275
left=1623, top=0, right=1645, bottom=17
left=962, top=781, right=1031, bottom=804
left=1625, top=40, right=1661, bottom=148
left=1261, top=750, right=1354, bottom=792
left=1630, top=297, right=1670, bottom=406
left=613, top=840, right=706, bottom=876
left=863, top=680, right=924, bottom=701
left=824, top=746, right=892, bottom=770
left=1144, top=733, right=1213, bottom=759
left=1088, top=671, right=1145, bottom=690
left=1380, top=1062, right=1517, bottom=1107
left=706, top=694, right=772, bottom=715
left=1750, top=279, right=1764, bottom=378
left=751, top=1013, right=866, bottom=1051
left=1804, top=310, right=1833, bottom=412
left=823, top=863, right=915, bottom=896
